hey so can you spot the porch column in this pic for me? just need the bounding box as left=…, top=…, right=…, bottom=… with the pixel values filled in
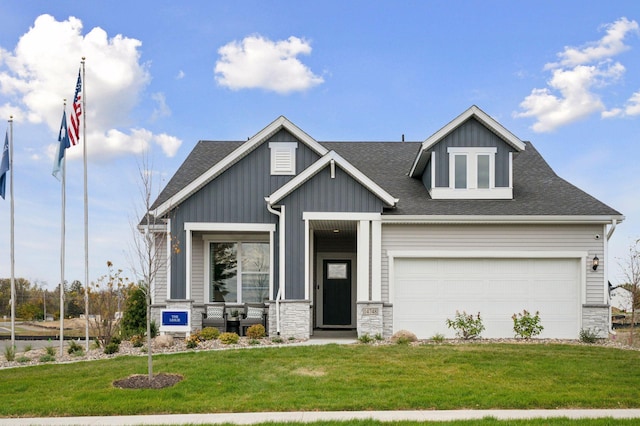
left=371, top=219, right=382, bottom=301
left=357, top=220, right=370, bottom=301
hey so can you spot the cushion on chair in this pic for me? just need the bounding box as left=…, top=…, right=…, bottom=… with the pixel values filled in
left=206, top=305, right=224, bottom=319
left=246, top=306, right=263, bottom=319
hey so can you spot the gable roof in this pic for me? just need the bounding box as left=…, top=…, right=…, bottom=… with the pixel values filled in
left=151, top=116, right=328, bottom=217
left=266, top=150, right=398, bottom=206
left=408, top=105, right=526, bottom=178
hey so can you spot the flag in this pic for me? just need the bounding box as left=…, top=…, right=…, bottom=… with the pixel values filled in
left=0, top=131, right=8, bottom=199
left=52, top=110, right=70, bottom=180
left=69, top=69, right=82, bottom=146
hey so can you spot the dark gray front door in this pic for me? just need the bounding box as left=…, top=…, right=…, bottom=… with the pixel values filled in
left=323, top=260, right=351, bottom=326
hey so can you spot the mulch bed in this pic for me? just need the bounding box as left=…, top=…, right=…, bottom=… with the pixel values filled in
left=113, top=373, right=183, bottom=389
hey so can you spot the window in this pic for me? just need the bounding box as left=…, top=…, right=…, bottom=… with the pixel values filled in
left=269, top=142, right=298, bottom=175
left=210, top=241, right=269, bottom=303
left=448, top=147, right=496, bottom=190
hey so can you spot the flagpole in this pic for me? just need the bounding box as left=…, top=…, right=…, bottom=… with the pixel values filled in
left=82, top=57, right=90, bottom=351
left=9, top=116, right=15, bottom=349
left=59, top=101, right=67, bottom=355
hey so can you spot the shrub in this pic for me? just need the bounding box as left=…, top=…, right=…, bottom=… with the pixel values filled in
left=579, top=328, right=599, bottom=344
left=185, top=334, right=200, bottom=349
left=23, top=344, right=32, bottom=352
left=16, top=355, right=30, bottom=363
left=67, top=340, right=84, bottom=356
left=246, top=324, right=266, bottom=339
left=374, top=333, right=384, bottom=341
left=103, top=342, right=120, bottom=354
left=446, top=311, right=485, bottom=339
left=199, top=327, right=221, bottom=341
left=111, top=335, right=122, bottom=345
left=3, top=345, right=15, bottom=362
left=130, top=334, right=144, bottom=347
left=248, top=339, right=261, bottom=345
left=120, top=285, right=147, bottom=338
left=219, top=332, right=239, bottom=345
left=358, top=334, right=373, bottom=344
left=271, top=336, right=284, bottom=344
left=391, top=330, right=417, bottom=344
left=512, top=310, right=544, bottom=339
left=39, top=354, right=56, bottom=363
left=431, top=333, right=445, bottom=343
left=45, top=345, right=56, bottom=357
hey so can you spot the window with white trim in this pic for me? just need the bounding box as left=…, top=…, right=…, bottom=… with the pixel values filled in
left=448, top=147, right=497, bottom=190
left=209, top=241, right=270, bottom=303
left=269, top=142, right=298, bottom=175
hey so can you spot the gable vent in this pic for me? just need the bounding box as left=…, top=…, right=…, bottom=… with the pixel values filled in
left=269, top=142, right=298, bottom=175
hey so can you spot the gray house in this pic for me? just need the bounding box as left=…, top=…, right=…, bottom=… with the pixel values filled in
left=149, top=105, right=623, bottom=339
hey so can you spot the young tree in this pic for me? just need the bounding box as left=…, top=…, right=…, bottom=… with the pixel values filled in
left=89, top=261, right=129, bottom=346
left=615, top=239, right=640, bottom=345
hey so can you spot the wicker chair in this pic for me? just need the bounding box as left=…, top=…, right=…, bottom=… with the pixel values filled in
left=201, top=303, right=227, bottom=332
left=239, top=303, right=267, bottom=336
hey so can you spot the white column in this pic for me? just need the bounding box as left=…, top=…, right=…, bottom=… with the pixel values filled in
left=371, top=219, right=382, bottom=301
left=304, top=219, right=310, bottom=300
left=357, top=220, right=370, bottom=301
left=185, top=228, right=192, bottom=300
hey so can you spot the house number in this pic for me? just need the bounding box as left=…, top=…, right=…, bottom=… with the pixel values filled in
left=362, top=307, right=379, bottom=315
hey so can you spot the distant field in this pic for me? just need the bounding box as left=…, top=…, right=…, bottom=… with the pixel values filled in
left=0, top=318, right=92, bottom=338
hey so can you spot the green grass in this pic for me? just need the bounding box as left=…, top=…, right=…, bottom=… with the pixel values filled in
left=1, top=343, right=639, bottom=417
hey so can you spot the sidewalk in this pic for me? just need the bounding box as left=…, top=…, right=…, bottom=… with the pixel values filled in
left=2, top=410, right=640, bottom=425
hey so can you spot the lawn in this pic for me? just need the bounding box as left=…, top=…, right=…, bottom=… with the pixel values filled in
left=0, top=342, right=639, bottom=417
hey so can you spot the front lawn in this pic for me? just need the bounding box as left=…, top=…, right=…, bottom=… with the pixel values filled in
left=0, top=343, right=639, bottom=417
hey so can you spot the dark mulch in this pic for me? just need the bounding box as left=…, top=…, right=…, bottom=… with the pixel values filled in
left=113, top=373, right=183, bottom=389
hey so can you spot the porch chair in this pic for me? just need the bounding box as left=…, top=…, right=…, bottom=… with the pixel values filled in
left=239, top=303, right=267, bottom=336
left=202, top=303, right=227, bottom=332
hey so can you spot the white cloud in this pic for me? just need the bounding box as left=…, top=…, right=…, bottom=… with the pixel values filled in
left=150, top=92, right=171, bottom=121
left=153, top=133, right=181, bottom=158
left=0, top=14, right=179, bottom=161
left=176, top=70, right=185, bottom=79
left=515, top=17, right=639, bottom=132
left=215, top=35, right=324, bottom=94
left=623, top=91, right=640, bottom=116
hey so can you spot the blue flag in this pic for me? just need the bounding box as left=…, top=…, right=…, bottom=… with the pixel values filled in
left=0, top=131, right=8, bottom=199
left=52, top=110, right=70, bottom=180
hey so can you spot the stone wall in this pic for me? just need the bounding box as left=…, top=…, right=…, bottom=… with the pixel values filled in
left=268, top=300, right=310, bottom=339
left=582, top=304, right=610, bottom=338
left=357, top=302, right=383, bottom=337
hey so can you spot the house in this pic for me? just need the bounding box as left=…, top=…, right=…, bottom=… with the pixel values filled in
left=148, top=105, right=623, bottom=340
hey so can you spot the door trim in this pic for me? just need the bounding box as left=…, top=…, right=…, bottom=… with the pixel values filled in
left=315, top=252, right=357, bottom=328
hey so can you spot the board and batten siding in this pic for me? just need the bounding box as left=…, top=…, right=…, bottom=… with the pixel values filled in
left=280, top=166, right=385, bottom=299
left=381, top=223, right=606, bottom=305
left=167, top=130, right=321, bottom=299
left=152, top=232, right=168, bottom=304
left=431, top=118, right=514, bottom=188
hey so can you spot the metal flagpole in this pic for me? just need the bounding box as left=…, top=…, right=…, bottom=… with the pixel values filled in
left=59, top=101, right=67, bottom=355
left=9, top=116, right=15, bottom=349
left=82, top=58, right=90, bottom=351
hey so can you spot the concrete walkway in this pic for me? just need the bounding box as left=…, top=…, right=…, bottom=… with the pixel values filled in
left=2, top=409, right=640, bottom=425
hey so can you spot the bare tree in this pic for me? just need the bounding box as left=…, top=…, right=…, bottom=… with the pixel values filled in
left=89, top=261, right=128, bottom=346
left=615, top=239, right=640, bottom=345
left=128, top=153, right=168, bottom=380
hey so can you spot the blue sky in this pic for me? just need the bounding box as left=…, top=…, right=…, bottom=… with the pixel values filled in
left=0, top=1, right=639, bottom=289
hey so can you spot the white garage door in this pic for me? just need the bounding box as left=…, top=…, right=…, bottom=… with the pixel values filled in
left=393, top=257, right=581, bottom=339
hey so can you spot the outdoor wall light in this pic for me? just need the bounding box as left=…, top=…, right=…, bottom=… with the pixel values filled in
left=592, top=255, right=599, bottom=271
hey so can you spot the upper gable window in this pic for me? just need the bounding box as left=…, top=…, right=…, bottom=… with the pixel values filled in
left=448, top=147, right=496, bottom=190
left=269, top=142, right=298, bottom=175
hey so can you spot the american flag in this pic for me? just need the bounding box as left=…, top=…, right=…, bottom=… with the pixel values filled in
left=68, top=69, right=82, bottom=146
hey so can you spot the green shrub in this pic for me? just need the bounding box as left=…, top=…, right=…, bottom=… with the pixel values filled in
left=16, top=355, right=30, bottom=363
left=130, top=334, right=144, bottom=347
left=271, top=336, right=284, bottom=344
left=67, top=340, right=84, bottom=356
left=39, top=354, right=55, bottom=362
left=374, top=333, right=384, bottom=341
left=246, top=324, right=266, bottom=339
left=431, top=333, right=445, bottom=343
left=358, top=334, right=373, bottom=344
left=103, top=342, right=120, bottom=354
left=248, top=339, right=261, bottom=345
left=120, top=285, right=147, bottom=338
left=4, top=345, right=16, bottom=362
left=91, top=339, right=101, bottom=350
left=185, top=334, right=200, bottom=349
left=579, top=328, right=599, bottom=344
left=110, top=335, right=122, bottom=345
left=23, top=344, right=32, bottom=352
left=219, top=332, right=239, bottom=345
left=198, top=327, right=221, bottom=341
left=512, top=310, right=544, bottom=339
left=45, top=345, right=56, bottom=357
left=446, top=311, right=485, bottom=339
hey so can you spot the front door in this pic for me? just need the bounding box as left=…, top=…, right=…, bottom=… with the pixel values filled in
left=322, top=260, right=352, bottom=326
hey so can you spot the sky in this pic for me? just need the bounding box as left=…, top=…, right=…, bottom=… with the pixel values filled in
left=0, top=1, right=639, bottom=290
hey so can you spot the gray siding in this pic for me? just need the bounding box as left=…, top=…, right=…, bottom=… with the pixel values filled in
left=152, top=232, right=168, bottom=304
left=281, top=166, right=385, bottom=299
left=168, top=130, right=321, bottom=299
left=431, top=118, right=514, bottom=188
left=381, top=223, right=607, bottom=304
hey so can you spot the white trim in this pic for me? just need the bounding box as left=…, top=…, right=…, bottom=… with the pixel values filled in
left=357, top=220, right=370, bottom=301
left=430, top=187, right=513, bottom=199
left=371, top=219, right=382, bottom=301
left=304, top=219, right=310, bottom=300
left=508, top=152, right=513, bottom=189
left=267, top=151, right=398, bottom=207
left=185, top=222, right=276, bottom=232
left=153, top=116, right=328, bottom=217
left=409, top=105, right=525, bottom=177
left=381, top=215, right=625, bottom=225
left=165, top=218, right=172, bottom=302
left=303, top=212, right=382, bottom=221
left=430, top=151, right=436, bottom=190
left=269, top=142, right=298, bottom=175
left=185, top=228, right=192, bottom=300
left=387, top=250, right=588, bottom=308
left=269, top=230, right=275, bottom=303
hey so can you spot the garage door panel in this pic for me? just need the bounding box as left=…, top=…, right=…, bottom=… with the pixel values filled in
left=393, top=257, right=581, bottom=339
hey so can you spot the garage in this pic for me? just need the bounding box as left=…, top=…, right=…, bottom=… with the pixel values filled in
left=392, top=256, right=582, bottom=339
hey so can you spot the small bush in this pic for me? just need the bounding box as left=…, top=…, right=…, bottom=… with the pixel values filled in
left=271, top=336, right=284, bottom=344
left=16, top=355, right=30, bottom=363
left=431, top=333, right=445, bottom=343
left=374, top=333, right=384, bottom=341
left=91, top=339, right=101, bottom=350
left=248, top=339, right=261, bottom=345
left=67, top=340, right=84, bottom=356
left=358, top=334, right=373, bottom=344
left=130, top=334, right=144, bottom=348
left=185, top=334, right=200, bottom=349
left=39, top=354, right=55, bottom=363
left=45, top=345, right=56, bottom=357
left=579, top=328, right=599, bottom=344
left=246, top=324, right=266, bottom=339
left=23, top=344, right=32, bottom=352
left=512, top=310, right=544, bottom=339
left=199, top=327, right=221, bottom=341
left=110, top=336, right=122, bottom=345
left=4, top=345, right=16, bottom=362
left=391, top=330, right=417, bottom=344
left=103, top=342, right=120, bottom=354
left=219, top=332, right=239, bottom=345
left=446, top=311, right=485, bottom=340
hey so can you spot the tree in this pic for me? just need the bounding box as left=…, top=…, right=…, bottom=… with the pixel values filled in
left=615, top=239, right=640, bottom=345
left=88, top=261, right=129, bottom=346
left=120, top=283, right=147, bottom=337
